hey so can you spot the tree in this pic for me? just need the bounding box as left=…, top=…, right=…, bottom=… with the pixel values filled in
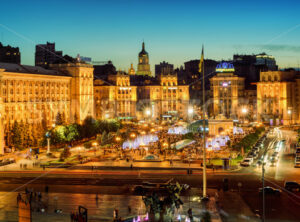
left=143, top=182, right=185, bottom=221
left=82, top=116, right=97, bottom=138
left=59, top=146, right=71, bottom=161
left=55, top=112, right=64, bottom=125
left=11, top=121, right=22, bottom=149
left=65, top=124, right=80, bottom=144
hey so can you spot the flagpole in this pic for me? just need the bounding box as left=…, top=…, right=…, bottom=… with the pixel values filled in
left=201, top=45, right=207, bottom=198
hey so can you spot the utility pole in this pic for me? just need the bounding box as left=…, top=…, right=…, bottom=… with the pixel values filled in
left=262, top=159, right=265, bottom=222
left=200, top=46, right=207, bottom=198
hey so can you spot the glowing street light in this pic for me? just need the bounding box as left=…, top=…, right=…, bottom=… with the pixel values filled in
left=105, top=113, right=110, bottom=119
left=242, top=108, right=248, bottom=114
left=130, top=133, right=136, bottom=139
left=188, top=107, right=194, bottom=115
left=145, top=109, right=151, bottom=116
left=115, top=136, right=121, bottom=142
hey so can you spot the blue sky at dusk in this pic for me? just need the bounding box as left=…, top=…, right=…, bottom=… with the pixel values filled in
left=1, top=0, right=300, bottom=71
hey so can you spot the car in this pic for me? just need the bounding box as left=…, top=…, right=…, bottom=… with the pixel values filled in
left=256, top=160, right=263, bottom=167
left=241, top=158, right=253, bottom=167
left=284, top=181, right=300, bottom=191
left=295, top=162, right=300, bottom=168
left=259, top=186, right=281, bottom=195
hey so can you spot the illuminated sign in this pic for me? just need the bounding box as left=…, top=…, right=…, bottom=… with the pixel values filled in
left=119, top=87, right=131, bottom=90
left=168, top=87, right=177, bottom=90
left=216, top=62, right=235, bottom=72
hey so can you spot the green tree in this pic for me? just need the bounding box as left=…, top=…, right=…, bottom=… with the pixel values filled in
left=11, top=121, right=22, bottom=149
left=65, top=124, right=80, bottom=144
left=82, top=116, right=97, bottom=138
left=55, top=112, right=64, bottom=125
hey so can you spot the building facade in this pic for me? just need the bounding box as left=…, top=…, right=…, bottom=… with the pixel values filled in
left=257, top=70, right=298, bottom=125
left=94, top=72, right=137, bottom=121
left=136, top=42, right=151, bottom=76
left=155, top=61, right=174, bottom=78
left=137, top=73, right=190, bottom=121
left=0, top=43, right=20, bottom=64
left=210, top=62, right=246, bottom=119
left=35, top=42, right=63, bottom=68
left=0, top=62, right=94, bottom=153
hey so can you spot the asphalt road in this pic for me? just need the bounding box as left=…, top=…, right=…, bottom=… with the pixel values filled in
left=0, top=128, right=299, bottom=221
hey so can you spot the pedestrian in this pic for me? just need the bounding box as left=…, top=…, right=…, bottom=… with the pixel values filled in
left=45, top=185, right=49, bottom=193
left=128, top=205, right=131, bottom=214
left=70, top=212, right=74, bottom=222
left=130, top=164, right=133, bottom=169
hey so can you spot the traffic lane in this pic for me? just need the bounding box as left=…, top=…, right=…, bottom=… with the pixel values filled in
left=241, top=188, right=300, bottom=221
left=0, top=172, right=281, bottom=191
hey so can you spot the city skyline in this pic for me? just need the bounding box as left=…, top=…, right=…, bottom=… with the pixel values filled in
left=1, top=0, right=300, bottom=71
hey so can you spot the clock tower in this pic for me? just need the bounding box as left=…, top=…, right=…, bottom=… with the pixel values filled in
left=136, top=42, right=151, bottom=76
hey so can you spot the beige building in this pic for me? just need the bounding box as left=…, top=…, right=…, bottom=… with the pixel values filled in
left=137, top=73, right=190, bottom=121
left=257, top=70, right=298, bottom=125
left=210, top=62, right=245, bottom=119
left=94, top=72, right=137, bottom=121
left=0, top=62, right=94, bottom=153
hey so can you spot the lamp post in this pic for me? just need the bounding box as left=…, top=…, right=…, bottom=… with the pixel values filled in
left=188, top=107, right=194, bottom=123
left=46, top=123, right=55, bottom=154
left=145, top=109, right=151, bottom=122
left=241, top=107, right=248, bottom=124
left=287, top=109, right=292, bottom=126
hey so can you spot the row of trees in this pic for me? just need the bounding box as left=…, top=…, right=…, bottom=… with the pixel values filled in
left=233, top=126, right=265, bottom=153
left=11, top=121, right=47, bottom=149
left=44, top=116, right=121, bottom=146
left=10, top=116, right=121, bottom=149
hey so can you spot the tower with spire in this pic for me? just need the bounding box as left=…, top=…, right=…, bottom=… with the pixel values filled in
left=136, top=42, right=151, bottom=76
left=128, top=63, right=135, bottom=75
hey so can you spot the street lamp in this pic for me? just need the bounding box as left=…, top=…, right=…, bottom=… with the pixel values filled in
left=130, top=133, right=136, bottom=139
left=145, top=108, right=151, bottom=122
left=287, top=109, right=292, bottom=125
left=188, top=107, right=194, bottom=123
left=241, top=107, right=248, bottom=124
left=46, top=123, right=56, bottom=154
left=115, top=136, right=121, bottom=142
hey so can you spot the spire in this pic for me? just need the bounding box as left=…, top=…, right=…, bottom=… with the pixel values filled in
left=142, top=41, right=145, bottom=51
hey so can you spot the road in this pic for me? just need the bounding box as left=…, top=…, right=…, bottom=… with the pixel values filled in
left=0, top=127, right=299, bottom=221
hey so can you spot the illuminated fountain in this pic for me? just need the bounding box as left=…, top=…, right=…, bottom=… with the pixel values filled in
left=122, top=134, right=158, bottom=149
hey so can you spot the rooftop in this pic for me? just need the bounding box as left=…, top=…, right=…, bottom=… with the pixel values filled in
left=0, top=62, right=70, bottom=77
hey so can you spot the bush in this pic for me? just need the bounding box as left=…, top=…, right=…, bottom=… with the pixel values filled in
left=84, top=141, right=92, bottom=149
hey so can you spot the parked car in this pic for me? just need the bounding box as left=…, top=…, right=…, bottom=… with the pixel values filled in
left=241, top=158, right=253, bottom=167
left=259, top=186, right=281, bottom=195
left=284, top=181, right=300, bottom=191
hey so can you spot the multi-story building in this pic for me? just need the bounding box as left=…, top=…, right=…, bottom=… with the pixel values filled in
left=94, top=71, right=137, bottom=121
left=257, top=69, right=298, bottom=125
left=210, top=62, right=246, bottom=119
left=0, top=42, right=20, bottom=64
left=155, top=61, right=174, bottom=78
left=0, top=62, right=94, bottom=153
left=136, top=42, right=151, bottom=76
left=35, top=42, right=63, bottom=68
left=137, top=73, right=190, bottom=121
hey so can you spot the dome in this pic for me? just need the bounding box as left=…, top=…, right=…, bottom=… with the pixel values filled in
left=139, top=42, right=148, bottom=56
